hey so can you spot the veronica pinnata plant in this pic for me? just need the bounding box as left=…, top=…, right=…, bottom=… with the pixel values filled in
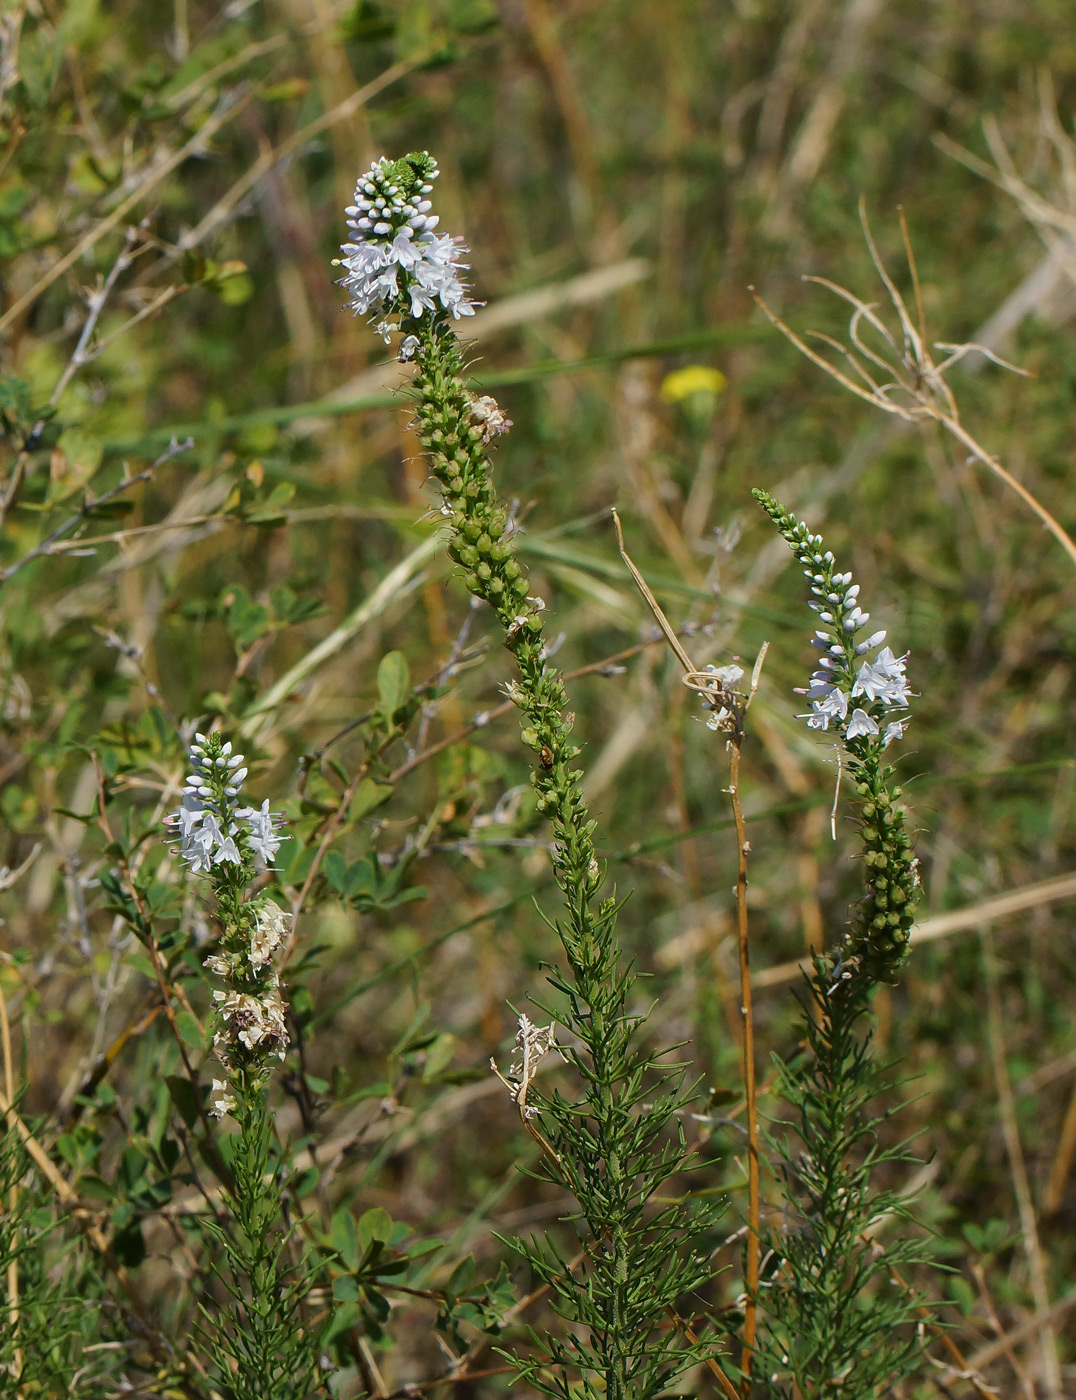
left=165, top=732, right=317, bottom=1400
left=339, top=154, right=724, bottom=1399
left=749, top=494, right=931, bottom=1398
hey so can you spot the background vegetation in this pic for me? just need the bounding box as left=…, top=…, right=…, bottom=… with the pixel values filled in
left=4, top=0, right=1076, bottom=1393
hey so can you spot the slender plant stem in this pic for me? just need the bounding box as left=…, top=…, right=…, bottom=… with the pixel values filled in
left=0, top=983, right=20, bottom=1379
left=728, top=738, right=759, bottom=1389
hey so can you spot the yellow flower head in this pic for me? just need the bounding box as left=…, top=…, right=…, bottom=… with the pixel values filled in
left=660, top=364, right=727, bottom=404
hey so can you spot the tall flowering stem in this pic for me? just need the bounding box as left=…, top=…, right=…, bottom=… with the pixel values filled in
left=165, top=733, right=315, bottom=1400
left=749, top=492, right=931, bottom=1396
left=340, top=153, right=722, bottom=1398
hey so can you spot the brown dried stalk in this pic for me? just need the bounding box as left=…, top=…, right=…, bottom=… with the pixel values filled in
left=612, top=508, right=767, bottom=1391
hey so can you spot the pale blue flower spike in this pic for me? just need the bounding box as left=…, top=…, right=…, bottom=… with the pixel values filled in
left=166, top=736, right=286, bottom=875
left=338, top=156, right=475, bottom=329
left=792, top=521, right=912, bottom=750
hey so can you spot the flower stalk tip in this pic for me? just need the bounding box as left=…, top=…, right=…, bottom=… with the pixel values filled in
left=338, top=151, right=475, bottom=331
left=753, top=489, right=920, bottom=985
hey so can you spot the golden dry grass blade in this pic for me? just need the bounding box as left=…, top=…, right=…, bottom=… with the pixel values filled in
left=610, top=506, right=697, bottom=675
left=754, top=870, right=1076, bottom=989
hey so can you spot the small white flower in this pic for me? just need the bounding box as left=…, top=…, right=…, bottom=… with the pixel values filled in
left=240, top=798, right=284, bottom=865
left=212, top=836, right=242, bottom=866
left=706, top=663, right=744, bottom=688
left=852, top=646, right=911, bottom=706
left=845, top=708, right=879, bottom=739
left=802, top=688, right=849, bottom=731
left=407, top=278, right=438, bottom=318
left=209, top=1079, right=237, bottom=1119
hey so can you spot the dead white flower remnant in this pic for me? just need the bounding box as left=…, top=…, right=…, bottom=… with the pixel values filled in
left=207, top=898, right=292, bottom=1117
left=492, top=1013, right=560, bottom=1121
left=249, top=899, right=289, bottom=972
left=467, top=393, right=513, bottom=444
left=697, top=662, right=746, bottom=734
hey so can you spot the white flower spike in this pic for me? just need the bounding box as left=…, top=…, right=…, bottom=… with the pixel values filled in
left=338, top=153, right=475, bottom=326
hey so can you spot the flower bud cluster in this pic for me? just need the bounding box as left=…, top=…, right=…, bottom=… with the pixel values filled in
left=753, top=490, right=919, bottom=984
left=338, top=151, right=474, bottom=329
left=407, top=320, right=601, bottom=916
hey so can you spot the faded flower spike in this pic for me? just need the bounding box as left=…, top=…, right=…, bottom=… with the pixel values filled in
left=204, top=896, right=292, bottom=1117
left=337, top=151, right=474, bottom=331
left=753, top=490, right=919, bottom=984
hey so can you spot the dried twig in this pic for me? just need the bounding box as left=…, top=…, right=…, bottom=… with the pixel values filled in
left=750, top=200, right=1076, bottom=572
left=0, top=93, right=250, bottom=335
left=0, top=982, right=21, bottom=1377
